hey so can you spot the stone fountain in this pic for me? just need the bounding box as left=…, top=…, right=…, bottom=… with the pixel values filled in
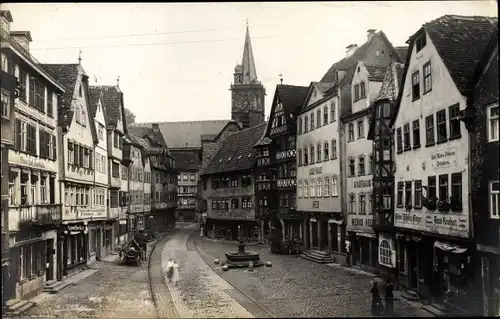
left=225, top=241, right=263, bottom=269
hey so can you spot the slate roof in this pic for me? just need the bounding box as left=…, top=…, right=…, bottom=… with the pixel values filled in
left=320, top=31, right=401, bottom=84
left=365, top=64, right=388, bottom=81
left=170, top=151, right=201, bottom=171
left=201, top=122, right=267, bottom=176
left=131, top=120, right=233, bottom=149
left=422, top=15, right=498, bottom=94
left=40, top=64, right=80, bottom=127
left=276, top=84, right=310, bottom=115
left=90, top=85, right=124, bottom=129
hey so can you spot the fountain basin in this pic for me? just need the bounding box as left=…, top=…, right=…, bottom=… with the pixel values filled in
left=225, top=241, right=264, bottom=269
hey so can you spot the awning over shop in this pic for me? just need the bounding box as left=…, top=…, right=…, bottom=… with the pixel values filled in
left=434, top=241, right=467, bottom=254
left=356, top=232, right=377, bottom=239
left=328, top=219, right=342, bottom=225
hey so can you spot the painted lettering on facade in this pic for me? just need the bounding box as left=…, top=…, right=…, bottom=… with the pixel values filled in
left=394, top=209, right=469, bottom=238
left=353, top=179, right=372, bottom=188
left=346, top=214, right=374, bottom=232
left=312, top=201, right=319, bottom=208
left=309, top=167, right=323, bottom=176
left=209, top=210, right=255, bottom=220
left=78, top=207, right=106, bottom=219
left=430, top=147, right=458, bottom=170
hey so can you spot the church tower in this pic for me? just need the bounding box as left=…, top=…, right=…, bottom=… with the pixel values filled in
left=230, top=23, right=266, bottom=129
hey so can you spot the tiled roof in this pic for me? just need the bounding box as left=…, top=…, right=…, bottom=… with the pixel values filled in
left=88, top=87, right=101, bottom=117
left=131, top=120, right=233, bottom=149
left=91, top=85, right=123, bottom=128
left=276, top=84, right=310, bottom=115
left=395, top=46, right=409, bottom=62
left=201, top=134, right=217, bottom=142
left=423, top=15, right=498, bottom=94
left=320, top=31, right=401, bottom=84
left=40, top=64, right=80, bottom=127
left=170, top=151, right=201, bottom=171
left=201, top=122, right=267, bottom=176
left=128, top=126, right=168, bottom=150
left=365, top=64, right=388, bottom=82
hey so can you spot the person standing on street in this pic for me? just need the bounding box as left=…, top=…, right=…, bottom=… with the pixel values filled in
left=166, top=258, right=174, bottom=283
left=384, top=281, right=394, bottom=316
left=172, top=261, right=180, bottom=285
left=371, top=280, right=383, bottom=316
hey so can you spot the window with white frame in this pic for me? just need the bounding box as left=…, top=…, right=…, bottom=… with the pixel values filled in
left=379, top=238, right=393, bottom=267
left=490, top=180, right=499, bottom=219
left=310, top=180, right=316, bottom=198
left=331, top=176, right=338, bottom=197
left=304, top=180, right=309, bottom=198
left=298, top=181, right=303, bottom=198
left=330, top=101, right=336, bottom=123
left=349, top=193, right=356, bottom=214
left=40, top=178, right=47, bottom=204
left=324, top=177, right=330, bottom=197
left=331, top=139, right=337, bottom=159
left=359, top=193, right=366, bottom=214
left=487, top=104, right=499, bottom=142
left=317, top=178, right=322, bottom=197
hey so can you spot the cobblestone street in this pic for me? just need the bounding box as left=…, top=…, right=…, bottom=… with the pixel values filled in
left=18, top=257, right=156, bottom=319
left=193, top=231, right=430, bottom=318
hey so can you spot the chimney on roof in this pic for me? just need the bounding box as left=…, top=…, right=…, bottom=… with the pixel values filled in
left=10, top=31, right=32, bottom=53
left=152, top=123, right=160, bottom=133
left=367, top=29, right=377, bottom=41
left=345, top=44, right=358, bottom=58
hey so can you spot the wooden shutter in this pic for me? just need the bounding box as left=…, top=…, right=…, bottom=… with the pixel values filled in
left=39, top=129, right=45, bottom=158
left=15, top=119, right=21, bottom=150
left=52, top=135, right=57, bottom=160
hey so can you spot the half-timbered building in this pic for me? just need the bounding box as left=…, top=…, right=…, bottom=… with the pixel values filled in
left=255, top=84, right=308, bottom=243
left=367, top=61, right=405, bottom=281
left=391, top=15, right=496, bottom=316
left=200, top=123, right=266, bottom=241
left=467, top=28, right=499, bottom=317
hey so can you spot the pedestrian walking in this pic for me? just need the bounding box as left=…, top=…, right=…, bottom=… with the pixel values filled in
left=166, top=258, right=174, bottom=283
left=172, top=261, right=180, bottom=285
left=371, top=280, right=383, bottom=316
left=384, top=282, right=395, bottom=316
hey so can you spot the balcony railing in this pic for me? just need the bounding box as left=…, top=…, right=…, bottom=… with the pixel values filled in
left=0, top=29, right=61, bottom=87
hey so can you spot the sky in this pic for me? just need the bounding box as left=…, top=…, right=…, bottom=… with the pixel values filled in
left=2, top=2, right=497, bottom=123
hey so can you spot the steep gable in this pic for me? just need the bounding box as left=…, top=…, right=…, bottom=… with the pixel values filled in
left=303, top=82, right=333, bottom=108
left=91, top=85, right=127, bottom=134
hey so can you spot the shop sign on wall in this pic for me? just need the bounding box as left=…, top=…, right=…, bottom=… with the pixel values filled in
left=209, top=210, right=255, bottom=220
left=346, top=214, right=374, bottom=232
left=430, top=147, right=458, bottom=170
left=394, top=209, right=469, bottom=238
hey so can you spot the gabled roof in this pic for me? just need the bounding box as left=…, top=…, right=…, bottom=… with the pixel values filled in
left=395, top=46, right=409, bottom=63
left=423, top=15, right=497, bottom=94
left=201, top=122, right=267, bottom=176
left=469, top=26, right=499, bottom=89
left=131, top=120, right=233, bottom=149
left=88, top=87, right=102, bottom=117
left=263, top=84, right=309, bottom=137
left=10, top=31, right=32, bottom=42
left=320, top=31, right=402, bottom=84
left=90, top=85, right=126, bottom=133
left=128, top=126, right=168, bottom=149
left=41, top=63, right=98, bottom=144
left=364, top=64, right=388, bottom=82
left=392, top=15, right=498, bottom=127
left=170, top=151, right=201, bottom=171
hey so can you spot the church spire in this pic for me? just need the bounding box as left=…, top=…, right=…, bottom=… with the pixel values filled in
left=240, top=22, right=258, bottom=84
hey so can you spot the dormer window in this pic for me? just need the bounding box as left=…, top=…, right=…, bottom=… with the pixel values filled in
left=416, top=34, right=427, bottom=53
